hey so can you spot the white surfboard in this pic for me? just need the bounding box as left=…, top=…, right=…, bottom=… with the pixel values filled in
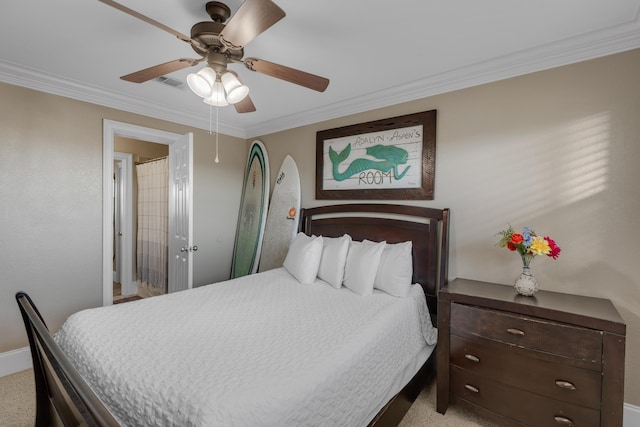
left=231, top=140, right=270, bottom=278
left=258, top=154, right=301, bottom=272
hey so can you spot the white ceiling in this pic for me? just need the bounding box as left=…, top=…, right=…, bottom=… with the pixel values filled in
left=1, top=0, right=639, bottom=139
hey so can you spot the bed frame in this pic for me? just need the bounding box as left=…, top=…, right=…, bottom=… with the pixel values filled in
left=15, top=291, right=120, bottom=426
left=16, top=203, right=449, bottom=427
left=300, top=203, right=449, bottom=426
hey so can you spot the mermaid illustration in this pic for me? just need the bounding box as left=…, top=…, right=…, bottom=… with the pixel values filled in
left=329, top=143, right=410, bottom=182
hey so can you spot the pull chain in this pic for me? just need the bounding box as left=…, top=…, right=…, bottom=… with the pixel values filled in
left=215, top=105, right=219, bottom=163
left=209, top=103, right=220, bottom=163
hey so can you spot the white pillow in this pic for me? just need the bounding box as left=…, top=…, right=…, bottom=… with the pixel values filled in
left=343, top=240, right=386, bottom=296
left=317, top=234, right=351, bottom=288
left=374, top=241, right=413, bottom=297
left=283, top=233, right=323, bottom=285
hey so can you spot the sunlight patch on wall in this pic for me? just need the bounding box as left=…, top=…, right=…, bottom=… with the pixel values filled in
left=476, top=111, right=608, bottom=220
left=502, top=111, right=612, bottom=222
left=555, top=112, right=610, bottom=205
left=485, top=112, right=612, bottom=284
left=440, top=110, right=612, bottom=283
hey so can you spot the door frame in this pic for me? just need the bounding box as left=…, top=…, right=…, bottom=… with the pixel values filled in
left=102, top=120, right=192, bottom=306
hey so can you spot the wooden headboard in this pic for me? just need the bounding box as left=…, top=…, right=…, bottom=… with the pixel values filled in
left=300, top=204, right=449, bottom=322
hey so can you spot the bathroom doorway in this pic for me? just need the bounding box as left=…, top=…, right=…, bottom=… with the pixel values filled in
left=103, top=120, right=194, bottom=306
left=113, top=139, right=168, bottom=302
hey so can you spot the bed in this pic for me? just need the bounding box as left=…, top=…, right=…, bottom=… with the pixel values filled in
left=16, top=203, right=449, bottom=427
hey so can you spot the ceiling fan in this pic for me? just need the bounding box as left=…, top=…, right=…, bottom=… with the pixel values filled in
left=98, top=0, right=330, bottom=113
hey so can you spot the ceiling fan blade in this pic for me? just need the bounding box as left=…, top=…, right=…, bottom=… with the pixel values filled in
left=234, top=95, right=256, bottom=113
left=121, top=58, right=202, bottom=83
left=244, top=58, right=329, bottom=92
left=219, top=0, right=285, bottom=48
left=97, top=0, right=205, bottom=50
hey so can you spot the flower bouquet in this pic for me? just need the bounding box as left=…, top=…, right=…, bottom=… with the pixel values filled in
left=497, top=225, right=561, bottom=295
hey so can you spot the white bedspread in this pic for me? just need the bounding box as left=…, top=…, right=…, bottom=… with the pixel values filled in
left=55, top=268, right=436, bottom=427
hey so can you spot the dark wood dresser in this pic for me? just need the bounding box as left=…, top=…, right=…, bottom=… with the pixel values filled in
left=437, top=278, right=626, bottom=426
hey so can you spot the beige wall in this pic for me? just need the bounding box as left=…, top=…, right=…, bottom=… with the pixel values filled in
left=0, top=83, right=247, bottom=352
left=115, top=136, right=169, bottom=162
left=258, top=49, right=640, bottom=405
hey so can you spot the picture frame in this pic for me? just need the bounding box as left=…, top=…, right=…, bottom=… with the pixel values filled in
left=316, top=110, right=437, bottom=200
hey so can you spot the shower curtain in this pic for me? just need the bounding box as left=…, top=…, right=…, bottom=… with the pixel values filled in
left=136, top=157, right=168, bottom=296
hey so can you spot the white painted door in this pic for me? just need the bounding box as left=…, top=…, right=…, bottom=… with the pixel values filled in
left=168, top=133, right=194, bottom=293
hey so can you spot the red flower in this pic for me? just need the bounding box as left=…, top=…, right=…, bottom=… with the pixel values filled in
left=510, top=233, right=524, bottom=245
left=544, top=236, right=561, bottom=259
left=507, top=242, right=517, bottom=251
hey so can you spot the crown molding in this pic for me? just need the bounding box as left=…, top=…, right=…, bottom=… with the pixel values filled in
left=1, top=15, right=639, bottom=141
left=0, top=61, right=247, bottom=139
left=244, top=17, right=640, bottom=138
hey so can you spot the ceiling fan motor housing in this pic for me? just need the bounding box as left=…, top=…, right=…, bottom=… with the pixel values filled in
left=206, top=2, right=231, bottom=22
left=190, top=20, right=243, bottom=60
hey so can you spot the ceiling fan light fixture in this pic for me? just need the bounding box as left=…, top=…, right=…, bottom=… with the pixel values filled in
left=187, top=67, right=217, bottom=98
left=221, top=71, right=249, bottom=104
left=203, top=81, right=229, bottom=106
left=104, top=0, right=330, bottom=114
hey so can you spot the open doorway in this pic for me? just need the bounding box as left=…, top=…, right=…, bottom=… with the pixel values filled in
left=113, top=139, right=169, bottom=302
left=103, top=120, right=194, bottom=306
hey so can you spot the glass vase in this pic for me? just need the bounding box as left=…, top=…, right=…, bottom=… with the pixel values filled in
left=514, top=267, right=538, bottom=296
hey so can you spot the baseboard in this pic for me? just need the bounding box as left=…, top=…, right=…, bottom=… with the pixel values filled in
left=625, top=402, right=640, bottom=427
left=0, top=347, right=32, bottom=377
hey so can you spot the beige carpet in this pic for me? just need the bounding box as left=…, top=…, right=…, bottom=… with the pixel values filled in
left=0, top=369, right=495, bottom=426
left=0, top=370, right=35, bottom=427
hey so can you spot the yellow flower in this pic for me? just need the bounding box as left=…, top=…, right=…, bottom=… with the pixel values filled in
left=529, top=236, right=551, bottom=255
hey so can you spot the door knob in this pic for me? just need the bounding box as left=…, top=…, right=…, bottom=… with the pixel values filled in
left=190, top=245, right=198, bottom=252
left=180, top=247, right=188, bottom=252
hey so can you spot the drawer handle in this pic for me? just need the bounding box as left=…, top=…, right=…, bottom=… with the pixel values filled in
left=507, top=328, right=525, bottom=337
left=555, top=380, right=577, bottom=391
left=464, top=384, right=480, bottom=393
left=464, top=354, right=480, bottom=363
left=554, top=415, right=575, bottom=426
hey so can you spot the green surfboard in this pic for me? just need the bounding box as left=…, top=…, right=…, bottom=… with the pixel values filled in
left=231, top=140, right=270, bottom=278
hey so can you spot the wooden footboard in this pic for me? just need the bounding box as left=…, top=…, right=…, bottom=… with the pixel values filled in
left=15, top=292, right=119, bottom=426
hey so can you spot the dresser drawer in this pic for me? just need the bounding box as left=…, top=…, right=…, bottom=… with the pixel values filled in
left=450, top=335, right=602, bottom=409
left=451, top=365, right=600, bottom=427
left=451, top=303, right=603, bottom=363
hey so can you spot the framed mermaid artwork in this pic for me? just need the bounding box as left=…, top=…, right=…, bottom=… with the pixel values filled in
left=316, top=110, right=437, bottom=200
